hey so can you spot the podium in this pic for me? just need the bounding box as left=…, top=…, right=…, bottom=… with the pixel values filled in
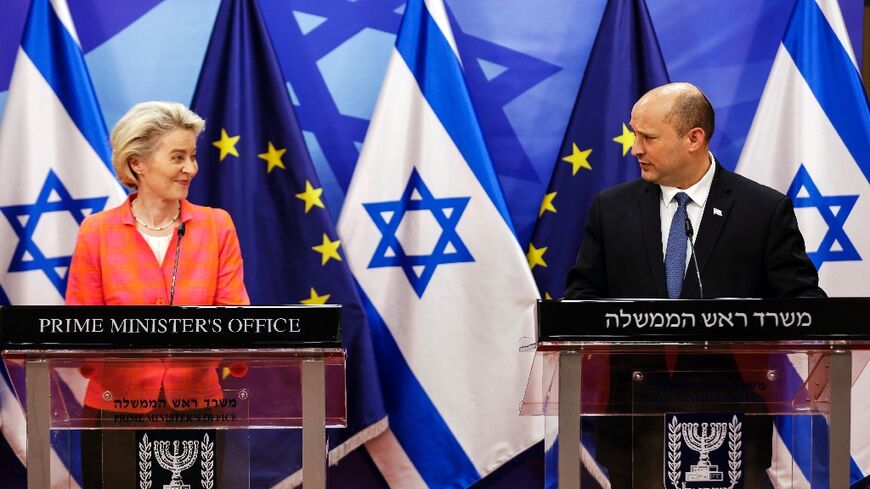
left=522, top=298, right=870, bottom=488
left=0, top=305, right=346, bottom=489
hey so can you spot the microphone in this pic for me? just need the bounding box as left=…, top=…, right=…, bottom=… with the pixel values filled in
left=684, top=217, right=704, bottom=299
left=169, top=222, right=186, bottom=306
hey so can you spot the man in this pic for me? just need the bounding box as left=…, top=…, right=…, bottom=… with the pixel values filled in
left=565, top=83, right=825, bottom=488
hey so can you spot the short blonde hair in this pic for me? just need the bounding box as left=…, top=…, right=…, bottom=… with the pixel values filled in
left=110, top=101, right=206, bottom=190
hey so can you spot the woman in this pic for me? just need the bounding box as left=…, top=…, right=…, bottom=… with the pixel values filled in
left=67, top=100, right=248, bottom=308
left=66, top=101, right=248, bottom=486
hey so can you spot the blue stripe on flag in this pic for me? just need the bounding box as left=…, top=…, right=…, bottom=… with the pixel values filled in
left=775, top=358, right=819, bottom=484
left=805, top=413, right=867, bottom=486
left=777, top=357, right=867, bottom=485
left=359, top=287, right=480, bottom=488
left=394, top=0, right=515, bottom=232
left=20, top=0, right=114, bottom=172
left=782, top=0, right=870, bottom=184
left=807, top=415, right=866, bottom=486
left=775, top=414, right=814, bottom=483
left=811, top=414, right=829, bottom=487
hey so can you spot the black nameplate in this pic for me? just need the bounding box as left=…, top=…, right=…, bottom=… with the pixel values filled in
left=538, top=298, right=870, bottom=342
left=0, top=305, right=341, bottom=349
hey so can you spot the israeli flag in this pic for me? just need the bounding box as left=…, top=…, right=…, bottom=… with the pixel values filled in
left=736, top=0, right=869, bottom=298
left=0, top=0, right=125, bottom=484
left=337, top=0, right=541, bottom=486
left=736, top=0, right=870, bottom=485
left=0, top=0, right=126, bottom=305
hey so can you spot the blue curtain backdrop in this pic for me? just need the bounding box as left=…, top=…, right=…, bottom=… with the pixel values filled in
left=0, top=0, right=864, bottom=251
left=0, top=0, right=866, bottom=487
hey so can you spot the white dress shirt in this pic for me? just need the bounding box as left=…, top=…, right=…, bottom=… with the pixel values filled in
left=659, top=153, right=716, bottom=270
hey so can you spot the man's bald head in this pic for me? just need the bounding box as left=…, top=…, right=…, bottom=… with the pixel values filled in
left=636, top=82, right=714, bottom=144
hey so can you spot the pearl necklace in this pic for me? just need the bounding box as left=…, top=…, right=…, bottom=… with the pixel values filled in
left=132, top=200, right=180, bottom=231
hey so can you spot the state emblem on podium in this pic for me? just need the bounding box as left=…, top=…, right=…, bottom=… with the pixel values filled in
left=665, top=413, right=744, bottom=489
left=136, top=431, right=216, bottom=489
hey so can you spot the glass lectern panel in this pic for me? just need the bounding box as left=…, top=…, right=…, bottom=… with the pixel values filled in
left=525, top=347, right=865, bottom=488
left=0, top=305, right=344, bottom=489
left=529, top=298, right=870, bottom=488
left=5, top=353, right=346, bottom=429
left=3, top=350, right=344, bottom=489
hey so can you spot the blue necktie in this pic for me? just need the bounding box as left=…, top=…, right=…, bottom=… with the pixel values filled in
left=665, top=192, right=690, bottom=299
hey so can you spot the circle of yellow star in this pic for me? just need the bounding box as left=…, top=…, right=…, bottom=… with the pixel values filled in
left=612, top=123, right=636, bottom=156
left=539, top=191, right=557, bottom=217
left=312, top=233, right=342, bottom=265
left=562, top=143, right=592, bottom=175
left=212, top=129, right=240, bottom=161
left=258, top=141, right=286, bottom=172
left=301, top=287, right=330, bottom=305
left=526, top=243, right=548, bottom=270
left=296, top=180, right=325, bottom=213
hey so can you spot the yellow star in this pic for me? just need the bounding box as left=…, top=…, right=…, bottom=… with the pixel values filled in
left=295, top=180, right=325, bottom=213
left=212, top=129, right=240, bottom=161
left=539, top=191, right=557, bottom=217
left=544, top=292, right=552, bottom=300
left=301, top=287, right=330, bottom=305
left=312, top=233, right=342, bottom=265
left=258, top=141, right=286, bottom=172
left=612, top=123, right=636, bottom=156
left=526, top=243, right=548, bottom=270
left=562, top=143, right=592, bottom=175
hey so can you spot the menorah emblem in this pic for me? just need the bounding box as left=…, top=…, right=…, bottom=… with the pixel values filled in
left=666, top=414, right=742, bottom=489
left=154, top=439, right=200, bottom=489
left=682, top=422, right=727, bottom=482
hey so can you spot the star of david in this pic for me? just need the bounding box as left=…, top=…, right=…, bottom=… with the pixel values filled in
left=282, top=1, right=558, bottom=191
left=1, top=170, right=109, bottom=296
left=786, top=164, right=860, bottom=269
left=363, top=168, right=474, bottom=297
left=445, top=4, right=559, bottom=182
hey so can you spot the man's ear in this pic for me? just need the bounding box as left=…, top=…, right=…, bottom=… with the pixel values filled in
left=686, top=127, right=706, bottom=152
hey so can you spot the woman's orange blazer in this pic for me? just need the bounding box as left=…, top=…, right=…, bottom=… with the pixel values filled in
left=66, top=195, right=249, bottom=413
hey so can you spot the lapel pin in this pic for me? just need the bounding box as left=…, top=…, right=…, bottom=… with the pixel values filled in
left=713, top=207, right=723, bottom=217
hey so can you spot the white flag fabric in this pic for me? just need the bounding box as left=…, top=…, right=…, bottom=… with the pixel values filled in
left=736, top=0, right=870, bottom=484
left=736, top=0, right=869, bottom=298
left=0, top=0, right=126, bottom=305
left=337, top=0, right=541, bottom=486
left=0, top=0, right=125, bottom=484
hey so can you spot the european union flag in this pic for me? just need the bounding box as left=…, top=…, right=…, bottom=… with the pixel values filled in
left=187, top=0, right=386, bottom=486
left=527, top=0, right=670, bottom=299
left=527, top=1, right=669, bottom=486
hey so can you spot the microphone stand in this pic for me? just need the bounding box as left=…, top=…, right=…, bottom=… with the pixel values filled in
left=169, top=222, right=186, bottom=305
left=685, top=218, right=704, bottom=299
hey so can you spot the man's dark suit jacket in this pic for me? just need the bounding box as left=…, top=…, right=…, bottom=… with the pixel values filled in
left=565, top=162, right=825, bottom=299
left=563, top=162, right=824, bottom=488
